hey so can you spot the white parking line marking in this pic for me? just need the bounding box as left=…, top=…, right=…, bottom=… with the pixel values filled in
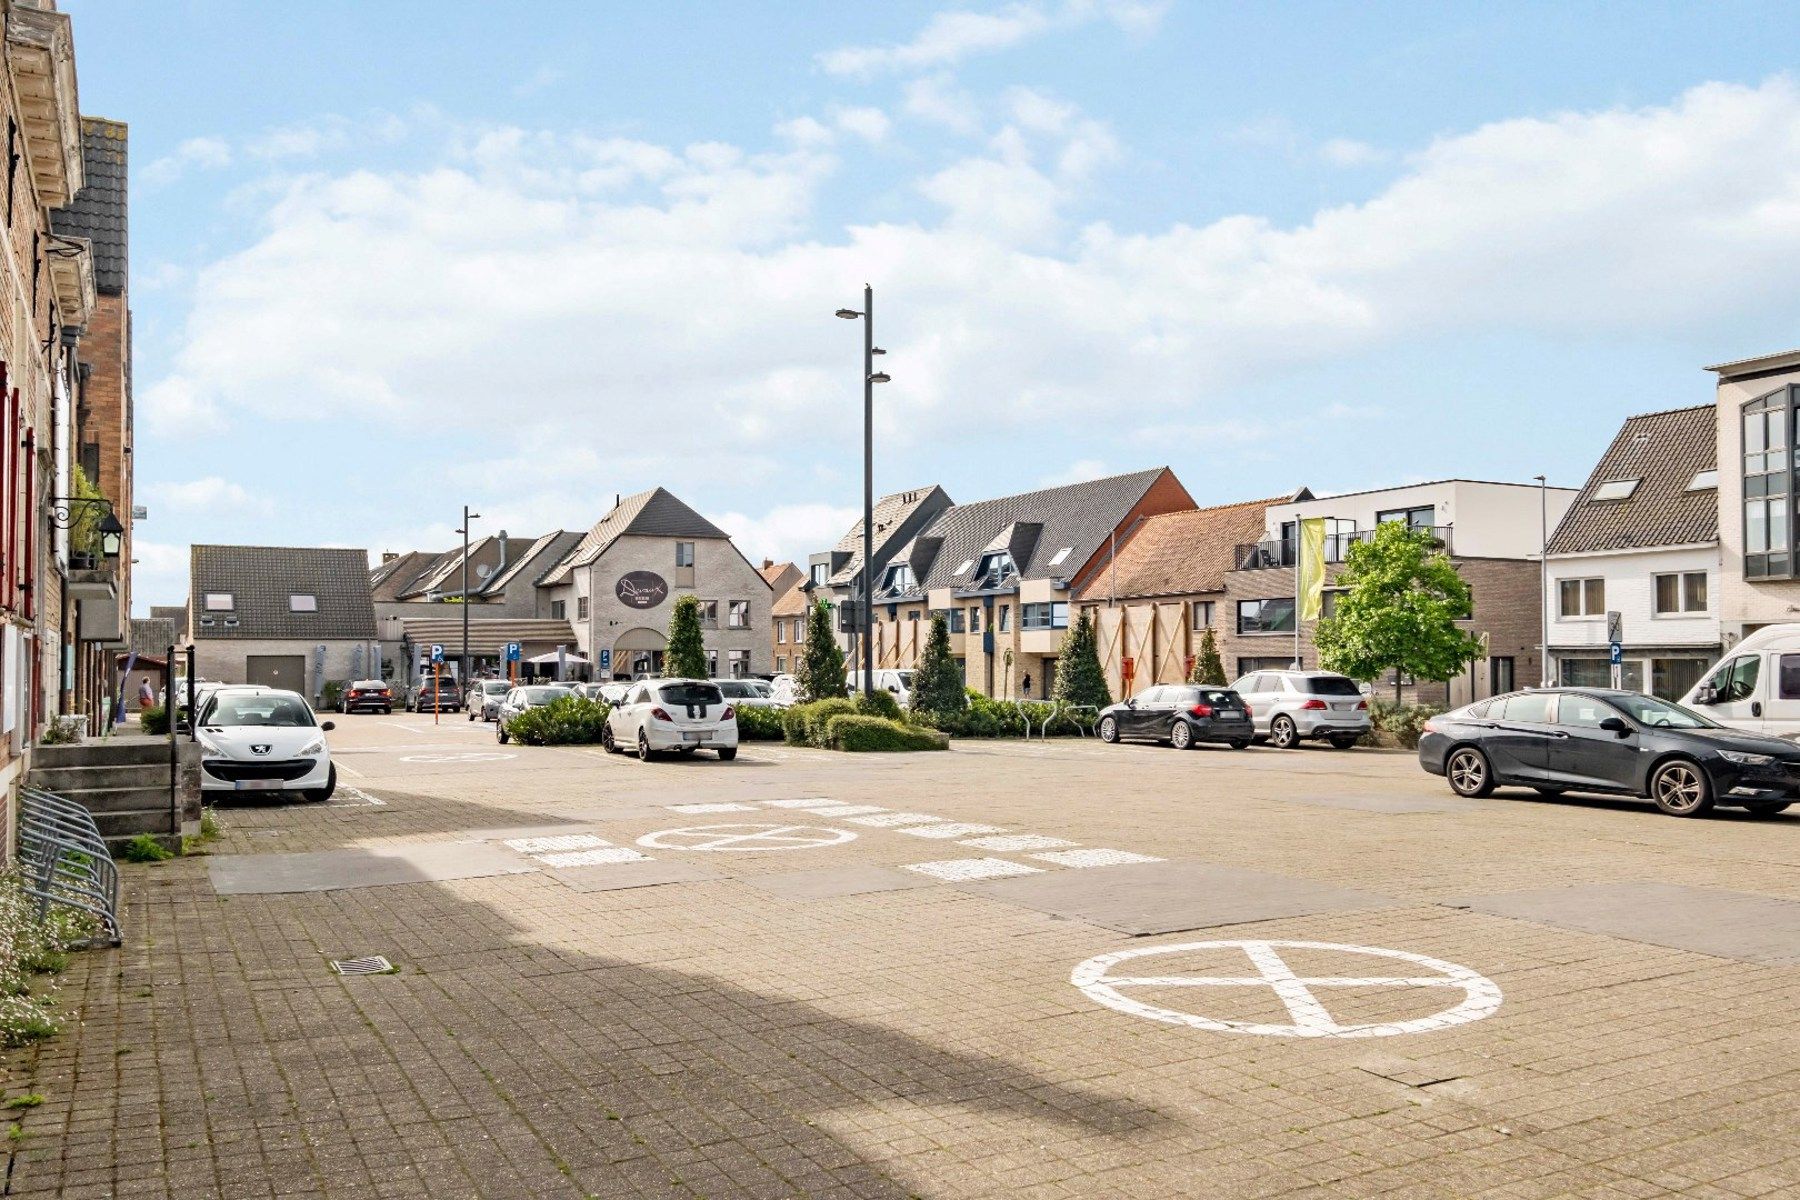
left=845, top=812, right=943, bottom=827
left=326, top=786, right=387, bottom=809
left=899, top=822, right=1008, bottom=839
left=796, top=804, right=888, bottom=816
left=637, top=824, right=857, bottom=852
left=961, top=834, right=1077, bottom=851
left=668, top=803, right=758, bottom=813
left=504, top=834, right=611, bottom=854
left=1031, top=848, right=1164, bottom=868
left=903, top=858, right=1044, bottom=882
left=759, top=798, right=840, bottom=809
left=538, top=847, right=650, bottom=867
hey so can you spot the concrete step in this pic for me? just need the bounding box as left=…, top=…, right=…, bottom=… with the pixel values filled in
left=29, top=762, right=171, bottom=791
left=93, top=809, right=180, bottom=842
left=33, top=740, right=172, bottom=770
left=37, top=785, right=174, bottom=817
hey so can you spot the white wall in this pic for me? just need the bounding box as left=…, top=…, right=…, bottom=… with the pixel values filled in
left=1262, top=480, right=1575, bottom=560
left=1545, top=545, right=1721, bottom=651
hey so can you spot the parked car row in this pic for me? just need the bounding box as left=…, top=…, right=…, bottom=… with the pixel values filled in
left=1097, top=670, right=1372, bottom=751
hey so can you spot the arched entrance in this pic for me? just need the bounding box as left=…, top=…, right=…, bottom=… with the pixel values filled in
left=613, top=627, right=667, bottom=679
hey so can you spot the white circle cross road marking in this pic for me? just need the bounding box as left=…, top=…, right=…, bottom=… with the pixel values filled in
left=1071, top=939, right=1501, bottom=1039
left=398, top=752, right=516, bottom=764
left=636, top=823, right=857, bottom=852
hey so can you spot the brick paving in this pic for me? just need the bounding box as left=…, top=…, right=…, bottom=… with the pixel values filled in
left=5, top=714, right=1800, bottom=1197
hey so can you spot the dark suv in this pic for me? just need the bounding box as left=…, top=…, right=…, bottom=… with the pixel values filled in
left=412, top=675, right=463, bottom=712
left=1098, top=685, right=1255, bottom=749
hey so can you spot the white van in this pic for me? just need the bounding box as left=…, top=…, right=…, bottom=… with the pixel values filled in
left=1680, top=624, right=1800, bottom=739
left=847, top=669, right=914, bottom=705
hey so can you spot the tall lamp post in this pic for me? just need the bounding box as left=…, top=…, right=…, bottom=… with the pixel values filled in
left=1534, top=475, right=1548, bottom=687
left=836, top=286, right=889, bottom=699
left=457, top=505, right=480, bottom=687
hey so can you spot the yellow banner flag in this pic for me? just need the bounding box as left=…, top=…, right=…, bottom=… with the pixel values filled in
left=1297, top=517, right=1328, bottom=622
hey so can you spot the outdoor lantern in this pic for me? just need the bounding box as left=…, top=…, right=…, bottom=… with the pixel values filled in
left=98, top=511, right=124, bottom=560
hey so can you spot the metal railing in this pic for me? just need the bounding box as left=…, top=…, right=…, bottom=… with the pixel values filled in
left=17, top=787, right=123, bottom=947
left=1233, top=525, right=1453, bottom=571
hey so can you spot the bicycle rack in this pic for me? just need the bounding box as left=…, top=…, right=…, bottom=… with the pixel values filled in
left=17, top=787, right=123, bottom=947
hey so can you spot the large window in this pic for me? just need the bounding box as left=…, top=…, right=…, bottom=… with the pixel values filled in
left=974, top=551, right=1016, bottom=588
left=1020, top=602, right=1068, bottom=631
left=932, top=609, right=967, bottom=633
left=728, top=600, right=750, bottom=629
left=1557, top=577, right=1605, bottom=617
left=1743, top=388, right=1794, bottom=578
left=550, top=599, right=566, bottom=619
left=1652, top=572, right=1707, bottom=615
left=1236, top=597, right=1295, bottom=635
left=881, top=563, right=914, bottom=593
left=698, top=600, right=718, bottom=628
left=1237, top=655, right=1293, bottom=676
left=1191, top=600, right=1214, bottom=629
left=726, top=649, right=750, bottom=678
left=1376, top=505, right=1435, bottom=529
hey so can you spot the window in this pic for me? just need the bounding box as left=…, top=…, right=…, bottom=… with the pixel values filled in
left=881, top=563, right=915, bottom=593
left=550, top=599, right=566, bottom=619
left=697, top=600, right=718, bottom=628
left=1779, top=655, right=1800, bottom=700
left=728, top=600, right=750, bottom=629
left=775, top=655, right=786, bottom=672
left=1743, top=389, right=1792, bottom=578
left=1048, top=547, right=1072, bottom=567
left=727, top=649, right=750, bottom=678
left=204, top=593, right=234, bottom=611
left=998, top=604, right=1010, bottom=633
left=1688, top=469, right=1718, bottom=491
left=809, top=562, right=827, bottom=586
left=1020, top=602, right=1068, bottom=630
left=1557, top=577, right=1605, bottom=617
left=907, top=610, right=920, bottom=621
left=1321, top=589, right=1346, bottom=619
left=288, top=594, right=316, bottom=613
left=1590, top=478, right=1640, bottom=501
left=1557, top=694, right=1615, bottom=728
left=1652, top=572, right=1707, bottom=615
left=1652, top=657, right=1707, bottom=701
left=776, top=620, right=786, bottom=644
left=676, top=542, right=695, bottom=567
left=1236, top=598, right=1295, bottom=635
left=1236, top=657, right=1293, bottom=677
left=1496, top=692, right=1553, bottom=724
left=577, top=595, right=589, bottom=620
left=954, top=559, right=974, bottom=576
left=1376, top=505, right=1435, bottom=529
left=1192, top=600, right=1214, bottom=629
left=1489, top=656, right=1514, bottom=695
left=1704, top=654, right=1759, bottom=703
left=968, top=606, right=981, bottom=633
left=974, top=551, right=1016, bottom=587
left=932, top=609, right=966, bottom=633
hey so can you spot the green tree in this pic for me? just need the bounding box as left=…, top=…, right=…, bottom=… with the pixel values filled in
left=798, top=599, right=847, bottom=702
left=1052, top=608, right=1112, bottom=710
left=909, top=613, right=967, bottom=720
left=1314, top=521, right=1482, bottom=704
left=1188, top=626, right=1226, bottom=685
left=665, top=594, right=709, bottom=679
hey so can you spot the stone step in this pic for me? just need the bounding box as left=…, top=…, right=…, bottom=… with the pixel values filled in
left=37, top=785, right=174, bottom=817
left=33, top=739, right=172, bottom=769
left=29, top=762, right=171, bottom=791
left=93, top=809, right=180, bottom=842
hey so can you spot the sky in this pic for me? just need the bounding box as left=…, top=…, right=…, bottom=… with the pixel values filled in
left=57, top=0, right=1800, bottom=614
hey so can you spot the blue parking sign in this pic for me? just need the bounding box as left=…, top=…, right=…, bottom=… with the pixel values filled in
left=430, top=643, right=444, bottom=663
left=505, top=641, right=521, bottom=662
left=599, top=649, right=612, bottom=671
left=1608, top=642, right=1622, bottom=665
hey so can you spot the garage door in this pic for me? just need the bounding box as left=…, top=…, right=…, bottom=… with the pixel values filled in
left=246, top=655, right=306, bottom=691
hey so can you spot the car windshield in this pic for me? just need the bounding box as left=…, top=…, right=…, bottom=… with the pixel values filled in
left=1190, top=688, right=1241, bottom=706
left=518, top=687, right=564, bottom=703
left=482, top=681, right=510, bottom=693
left=660, top=682, right=724, bottom=706
left=714, top=681, right=756, bottom=698
left=896, top=671, right=915, bottom=687
left=1305, top=676, right=1362, bottom=696
left=1609, top=692, right=1719, bottom=730
left=205, top=693, right=315, bottom=728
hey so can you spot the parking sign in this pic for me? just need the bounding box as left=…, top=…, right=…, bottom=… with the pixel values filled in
left=599, top=649, right=612, bottom=671
left=505, top=641, right=521, bottom=662
left=430, top=643, right=444, bottom=663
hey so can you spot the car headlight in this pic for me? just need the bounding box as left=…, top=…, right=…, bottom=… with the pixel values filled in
left=300, top=738, right=326, bottom=757
left=196, top=732, right=223, bottom=755
left=1718, top=750, right=1775, bottom=766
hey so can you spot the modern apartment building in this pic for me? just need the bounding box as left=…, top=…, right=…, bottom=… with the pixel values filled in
left=1708, top=348, right=1800, bottom=645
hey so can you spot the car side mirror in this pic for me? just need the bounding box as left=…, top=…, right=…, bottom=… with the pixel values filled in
left=1597, top=716, right=1630, bottom=736
left=320, top=720, right=336, bottom=732
left=1125, top=698, right=1137, bottom=708
left=1692, top=685, right=1716, bottom=705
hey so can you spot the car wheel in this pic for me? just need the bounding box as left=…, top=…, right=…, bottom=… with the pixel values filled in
left=304, top=765, right=337, bottom=803
left=1650, top=759, right=1713, bottom=817
left=1099, top=716, right=1119, bottom=743
left=718, top=747, right=738, bottom=761
left=1169, top=721, right=1193, bottom=750
left=1445, top=746, right=1494, bottom=798
left=468, top=711, right=475, bottom=722
left=1744, top=799, right=1791, bottom=817
left=1269, top=716, right=1299, bottom=749
left=637, top=731, right=654, bottom=761
left=601, top=727, right=617, bottom=754
left=497, top=723, right=509, bottom=745
left=1228, top=739, right=1251, bottom=750
left=1328, top=735, right=1359, bottom=751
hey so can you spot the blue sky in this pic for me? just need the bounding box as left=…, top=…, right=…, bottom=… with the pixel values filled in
left=60, top=1, right=1800, bottom=613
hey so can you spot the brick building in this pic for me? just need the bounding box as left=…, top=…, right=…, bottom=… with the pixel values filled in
left=759, top=560, right=804, bottom=674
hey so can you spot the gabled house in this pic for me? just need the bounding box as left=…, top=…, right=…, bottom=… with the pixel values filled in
left=812, top=485, right=954, bottom=654
left=1545, top=405, right=1720, bottom=698
left=188, top=546, right=379, bottom=702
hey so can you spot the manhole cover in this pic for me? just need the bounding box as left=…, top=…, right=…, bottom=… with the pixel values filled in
left=331, top=956, right=396, bottom=976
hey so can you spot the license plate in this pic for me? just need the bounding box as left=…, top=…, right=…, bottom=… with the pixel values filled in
left=234, top=779, right=285, bottom=791
left=1333, top=703, right=1356, bottom=711
left=682, top=731, right=712, bottom=742
left=1216, top=709, right=1241, bottom=718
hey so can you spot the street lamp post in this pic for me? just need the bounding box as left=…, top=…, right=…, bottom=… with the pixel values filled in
left=457, top=505, right=480, bottom=688
left=836, top=286, right=890, bottom=699
left=1534, top=475, right=1548, bottom=687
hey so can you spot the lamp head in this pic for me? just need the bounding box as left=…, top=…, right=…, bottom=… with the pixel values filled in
left=868, top=371, right=891, bottom=384
left=98, top=511, right=124, bottom=559
left=835, top=308, right=862, bottom=320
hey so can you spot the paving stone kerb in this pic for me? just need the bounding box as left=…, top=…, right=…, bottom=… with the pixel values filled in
left=8, top=712, right=1800, bottom=1199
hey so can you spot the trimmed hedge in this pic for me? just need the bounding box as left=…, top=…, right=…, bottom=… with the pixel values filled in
left=824, top=714, right=949, bottom=752
left=734, top=705, right=786, bottom=741
left=1369, top=700, right=1440, bottom=749
left=854, top=689, right=904, bottom=721
left=503, top=697, right=612, bottom=746
left=783, top=698, right=857, bottom=747
left=916, top=690, right=1094, bottom=739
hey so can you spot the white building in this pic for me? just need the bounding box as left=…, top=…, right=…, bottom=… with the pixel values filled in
left=1544, top=405, right=1720, bottom=699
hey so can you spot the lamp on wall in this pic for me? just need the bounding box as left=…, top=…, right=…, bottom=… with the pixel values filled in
left=97, top=512, right=124, bottom=560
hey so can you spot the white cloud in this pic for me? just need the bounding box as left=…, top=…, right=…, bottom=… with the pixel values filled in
left=142, top=137, right=232, bottom=187
left=145, top=77, right=1800, bottom=481
left=708, top=503, right=860, bottom=568
left=818, top=1, right=1167, bottom=78
left=514, top=65, right=566, bottom=97
left=1318, top=137, right=1388, bottom=167
left=147, top=477, right=272, bottom=514
left=129, top=539, right=192, bottom=616
left=834, top=106, right=892, bottom=143
left=775, top=116, right=835, bottom=148
left=902, top=74, right=982, bottom=135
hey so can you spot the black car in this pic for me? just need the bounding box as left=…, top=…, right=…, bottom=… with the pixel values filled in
left=412, top=676, right=463, bottom=713
left=339, top=679, right=394, bottom=714
left=1419, top=687, right=1800, bottom=817
left=1098, top=685, right=1255, bottom=750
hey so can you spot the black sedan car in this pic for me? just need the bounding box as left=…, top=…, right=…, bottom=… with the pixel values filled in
left=1098, top=684, right=1255, bottom=750
left=1419, top=687, right=1800, bottom=817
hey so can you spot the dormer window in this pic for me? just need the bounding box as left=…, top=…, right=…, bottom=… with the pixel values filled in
left=881, top=563, right=915, bottom=593
left=974, top=551, right=1016, bottom=587
left=1590, top=479, right=1640, bottom=501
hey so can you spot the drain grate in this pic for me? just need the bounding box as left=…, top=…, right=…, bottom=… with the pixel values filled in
left=330, top=955, right=395, bottom=976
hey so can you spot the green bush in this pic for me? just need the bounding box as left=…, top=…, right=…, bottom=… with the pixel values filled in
left=824, top=714, right=949, bottom=752
left=1369, top=700, right=1439, bottom=749
left=503, top=697, right=611, bottom=746
left=733, top=705, right=786, bottom=741
left=780, top=698, right=857, bottom=747
left=853, top=689, right=903, bottom=721
left=39, top=720, right=79, bottom=746
left=320, top=680, right=346, bottom=711
left=138, top=705, right=169, bottom=736
left=119, top=835, right=173, bottom=864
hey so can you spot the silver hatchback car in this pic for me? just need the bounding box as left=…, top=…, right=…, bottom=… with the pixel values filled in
left=1227, top=670, right=1370, bottom=750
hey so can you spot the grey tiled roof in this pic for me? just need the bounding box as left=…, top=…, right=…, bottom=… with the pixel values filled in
left=1547, top=405, right=1719, bottom=556
left=191, top=545, right=377, bottom=640
left=50, top=117, right=127, bottom=294
left=483, top=530, right=582, bottom=594
left=825, top=485, right=953, bottom=587
left=538, top=489, right=728, bottom=586
left=129, top=617, right=177, bottom=658
left=369, top=549, right=445, bottom=602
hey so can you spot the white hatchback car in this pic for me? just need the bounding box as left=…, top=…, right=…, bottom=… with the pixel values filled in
left=603, top=678, right=739, bottom=761
left=196, top=688, right=336, bottom=801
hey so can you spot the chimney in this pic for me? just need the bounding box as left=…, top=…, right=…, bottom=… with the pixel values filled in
left=762, top=558, right=773, bottom=569
left=381, top=552, right=398, bottom=564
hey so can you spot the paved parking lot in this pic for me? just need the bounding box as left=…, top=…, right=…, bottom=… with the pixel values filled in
left=7, top=713, right=1800, bottom=1198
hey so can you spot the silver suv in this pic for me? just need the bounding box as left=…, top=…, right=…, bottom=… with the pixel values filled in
left=1227, top=670, right=1370, bottom=750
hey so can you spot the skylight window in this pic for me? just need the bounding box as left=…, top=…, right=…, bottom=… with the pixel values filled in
left=1688, top=469, right=1718, bottom=491
left=1591, top=479, right=1640, bottom=502
left=289, top=594, right=318, bottom=612
left=204, top=593, right=234, bottom=611
left=955, top=559, right=974, bottom=575
left=1048, top=547, right=1073, bottom=567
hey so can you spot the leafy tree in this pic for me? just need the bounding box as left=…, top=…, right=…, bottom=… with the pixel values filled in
left=1189, top=626, right=1226, bottom=685
left=1052, top=608, right=1112, bottom=710
left=665, top=594, right=709, bottom=679
left=798, top=599, right=847, bottom=702
left=1314, top=521, right=1482, bottom=704
left=909, top=613, right=967, bottom=720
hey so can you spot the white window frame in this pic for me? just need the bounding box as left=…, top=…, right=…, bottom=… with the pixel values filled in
left=204, top=593, right=234, bottom=611
left=1652, top=571, right=1708, bottom=616
left=287, top=594, right=316, bottom=613
left=1557, top=577, right=1605, bottom=619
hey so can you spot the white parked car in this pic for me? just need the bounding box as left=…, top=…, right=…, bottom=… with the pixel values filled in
left=848, top=669, right=914, bottom=705
left=711, top=678, right=783, bottom=708
left=494, top=685, right=575, bottom=743
left=602, top=678, right=738, bottom=761
left=768, top=674, right=799, bottom=706
left=466, top=679, right=513, bottom=722
left=195, top=688, right=336, bottom=802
